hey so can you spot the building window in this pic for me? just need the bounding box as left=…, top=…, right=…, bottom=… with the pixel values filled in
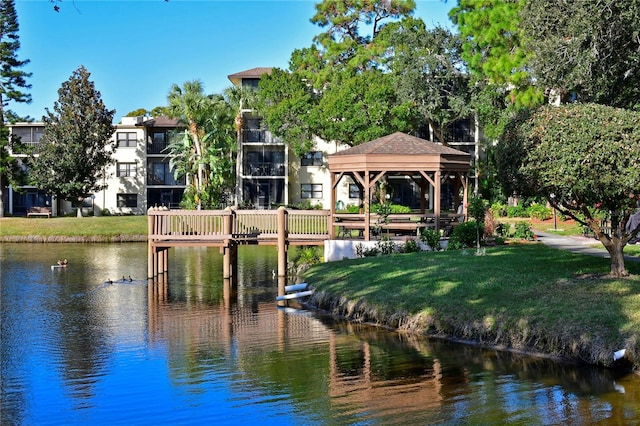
left=117, top=193, right=137, bottom=208
left=12, top=126, right=44, bottom=144
left=153, top=132, right=165, bottom=144
left=148, top=160, right=185, bottom=185
left=10, top=126, right=44, bottom=153
left=117, top=162, right=137, bottom=177
left=301, top=184, right=322, bottom=199
left=242, top=78, right=260, bottom=89
left=349, top=184, right=361, bottom=199
left=301, top=151, right=323, bottom=166
left=117, top=132, right=137, bottom=148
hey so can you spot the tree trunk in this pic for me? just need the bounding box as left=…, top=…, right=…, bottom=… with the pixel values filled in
left=0, top=180, right=5, bottom=218
left=603, top=235, right=628, bottom=277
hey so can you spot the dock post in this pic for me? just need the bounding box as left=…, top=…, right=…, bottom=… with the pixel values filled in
left=147, top=207, right=155, bottom=279
left=162, top=247, right=169, bottom=274
left=276, top=275, right=287, bottom=307
left=222, top=208, right=235, bottom=279
left=148, top=245, right=154, bottom=279
left=277, top=206, right=288, bottom=278
left=158, top=247, right=165, bottom=275
left=223, top=239, right=231, bottom=279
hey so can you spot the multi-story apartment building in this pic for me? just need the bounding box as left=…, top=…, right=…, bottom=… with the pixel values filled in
left=4, top=116, right=186, bottom=216
left=229, top=68, right=353, bottom=210
left=228, top=68, right=288, bottom=209
left=4, top=122, right=50, bottom=215
left=228, top=67, right=481, bottom=213
left=3, top=67, right=480, bottom=216
left=139, top=116, right=186, bottom=209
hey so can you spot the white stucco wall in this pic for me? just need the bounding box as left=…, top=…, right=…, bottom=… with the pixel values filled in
left=288, top=137, right=353, bottom=209
left=93, top=117, right=147, bottom=215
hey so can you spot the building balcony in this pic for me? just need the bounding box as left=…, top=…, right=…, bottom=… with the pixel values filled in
left=147, top=174, right=186, bottom=186
left=9, top=141, right=40, bottom=155
left=243, top=162, right=286, bottom=177
left=147, top=141, right=169, bottom=154
left=242, top=129, right=281, bottom=144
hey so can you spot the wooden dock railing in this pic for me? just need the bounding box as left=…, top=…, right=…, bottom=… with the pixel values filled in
left=147, top=207, right=332, bottom=279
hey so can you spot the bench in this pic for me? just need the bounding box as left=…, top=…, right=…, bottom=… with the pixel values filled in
left=27, top=206, right=52, bottom=218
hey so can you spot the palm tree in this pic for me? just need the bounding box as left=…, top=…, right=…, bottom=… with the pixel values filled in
left=224, top=85, right=259, bottom=141
left=166, top=80, right=211, bottom=208
left=165, top=82, right=238, bottom=209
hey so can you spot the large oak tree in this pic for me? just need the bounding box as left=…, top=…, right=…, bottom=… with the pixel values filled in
left=29, top=66, right=115, bottom=217
left=521, top=0, right=640, bottom=110
left=496, top=103, right=640, bottom=277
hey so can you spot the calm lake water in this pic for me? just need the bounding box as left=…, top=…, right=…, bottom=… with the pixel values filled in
left=1, top=242, right=640, bottom=425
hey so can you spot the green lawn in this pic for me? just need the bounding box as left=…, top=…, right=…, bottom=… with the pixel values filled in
left=0, top=216, right=148, bottom=237
left=304, top=243, right=640, bottom=368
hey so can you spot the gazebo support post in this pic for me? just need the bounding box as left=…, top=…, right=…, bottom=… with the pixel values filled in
left=364, top=172, right=371, bottom=241
left=330, top=173, right=337, bottom=239
left=434, top=170, right=441, bottom=234
left=461, top=172, right=469, bottom=220
left=419, top=179, right=427, bottom=215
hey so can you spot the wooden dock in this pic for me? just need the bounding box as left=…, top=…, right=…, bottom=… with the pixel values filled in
left=147, top=207, right=331, bottom=280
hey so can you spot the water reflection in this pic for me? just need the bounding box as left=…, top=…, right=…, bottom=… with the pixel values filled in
left=1, top=243, right=639, bottom=425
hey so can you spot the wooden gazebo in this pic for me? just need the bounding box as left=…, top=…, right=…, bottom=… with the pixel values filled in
left=327, top=132, right=472, bottom=240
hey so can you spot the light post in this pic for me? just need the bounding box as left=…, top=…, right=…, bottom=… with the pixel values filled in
left=550, top=193, right=557, bottom=230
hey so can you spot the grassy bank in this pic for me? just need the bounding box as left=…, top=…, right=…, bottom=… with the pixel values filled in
left=304, top=243, right=640, bottom=370
left=0, top=216, right=148, bottom=241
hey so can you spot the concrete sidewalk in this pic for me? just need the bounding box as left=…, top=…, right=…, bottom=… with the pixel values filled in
left=533, top=230, right=640, bottom=263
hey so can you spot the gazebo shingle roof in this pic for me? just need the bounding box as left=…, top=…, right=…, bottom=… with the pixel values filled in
left=333, top=132, right=468, bottom=156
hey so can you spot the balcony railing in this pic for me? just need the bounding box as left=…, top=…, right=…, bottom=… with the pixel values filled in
left=147, top=174, right=186, bottom=186
left=10, top=141, right=40, bottom=154
left=242, top=129, right=281, bottom=144
left=148, top=140, right=169, bottom=154
left=243, top=162, right=286, bottom=177
left=444, top=127, right=475, bottom=143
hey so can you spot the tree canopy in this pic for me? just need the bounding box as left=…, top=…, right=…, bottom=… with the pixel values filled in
left=379, top=18, right=472, bottom=143
left=0, top=0, right=31, bottom=217
left=496, top=103, right=640, bottom=277
left=450, top=0, right=544, bottom=138
left=521, top=0, right=640, bottom=110
left=28, top=66, right=115, bottom=216
left=259, top=0, right=473, bottom=153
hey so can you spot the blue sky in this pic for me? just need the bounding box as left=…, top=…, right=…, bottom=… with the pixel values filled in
left=12, top=0, right=456, bottom=122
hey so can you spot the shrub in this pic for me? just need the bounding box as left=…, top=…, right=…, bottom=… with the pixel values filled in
left=293, top=200, right=323, bottom=210
left=490, top=202, right=508, bottom=218
left=495, top=222, right=509, bottom=237
left=527, top=204, right=552, bottom=220
left=506, top=204, right=528, bottom=218
left=513, top=221, right=534, bottom=240
left=290, top=246, right=321, bottom=267
left=402, top=238, right=421, bottom=253
left=375, top=236, right=396, bottom=255
left=420, top=228, right=442, bottom=251
left=355, top=243, right=378, bottom=258
left=370, top=203, right=411, bottom=214
left=447, top=221, right=481, bottom=250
